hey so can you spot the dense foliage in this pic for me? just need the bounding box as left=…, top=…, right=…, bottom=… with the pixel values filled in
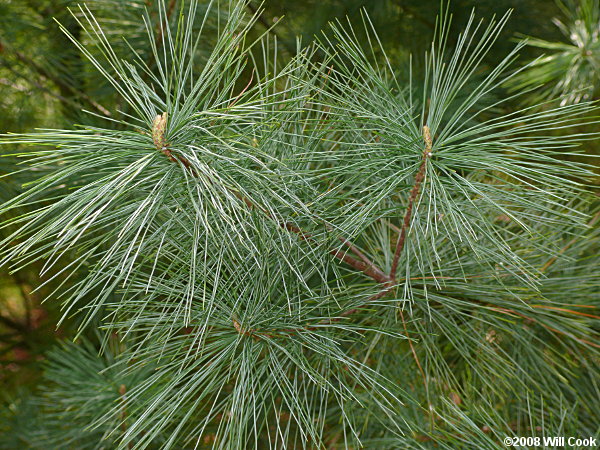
left=1, top=0, right=598, bottom=448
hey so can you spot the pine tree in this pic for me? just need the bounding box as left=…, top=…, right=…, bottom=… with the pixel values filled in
left=1, top=1, right=598, bottom=448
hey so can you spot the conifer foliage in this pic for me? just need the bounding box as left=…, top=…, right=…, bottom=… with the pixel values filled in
left=1, top=1, right=598, bottom=448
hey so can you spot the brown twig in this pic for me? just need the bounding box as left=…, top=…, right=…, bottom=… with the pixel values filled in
left=336, top=235, right=391, bottom=283
left=279, top=221, right=390, bottom=284
left=233, top=318, right=254, bottom=338
left=390, top=126, right=432, bottom=281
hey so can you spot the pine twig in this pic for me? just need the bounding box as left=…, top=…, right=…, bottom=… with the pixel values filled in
left=390, top=125, right=432, bottom=281
left=330, top=126, right=434, bottom=323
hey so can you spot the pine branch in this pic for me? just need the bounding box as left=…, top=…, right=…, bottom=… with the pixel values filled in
left=228, top=126, right=436, bottom=336
left=310, top=126, right=436, bottom=343
left=151, top=111, right=390, bottom=284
